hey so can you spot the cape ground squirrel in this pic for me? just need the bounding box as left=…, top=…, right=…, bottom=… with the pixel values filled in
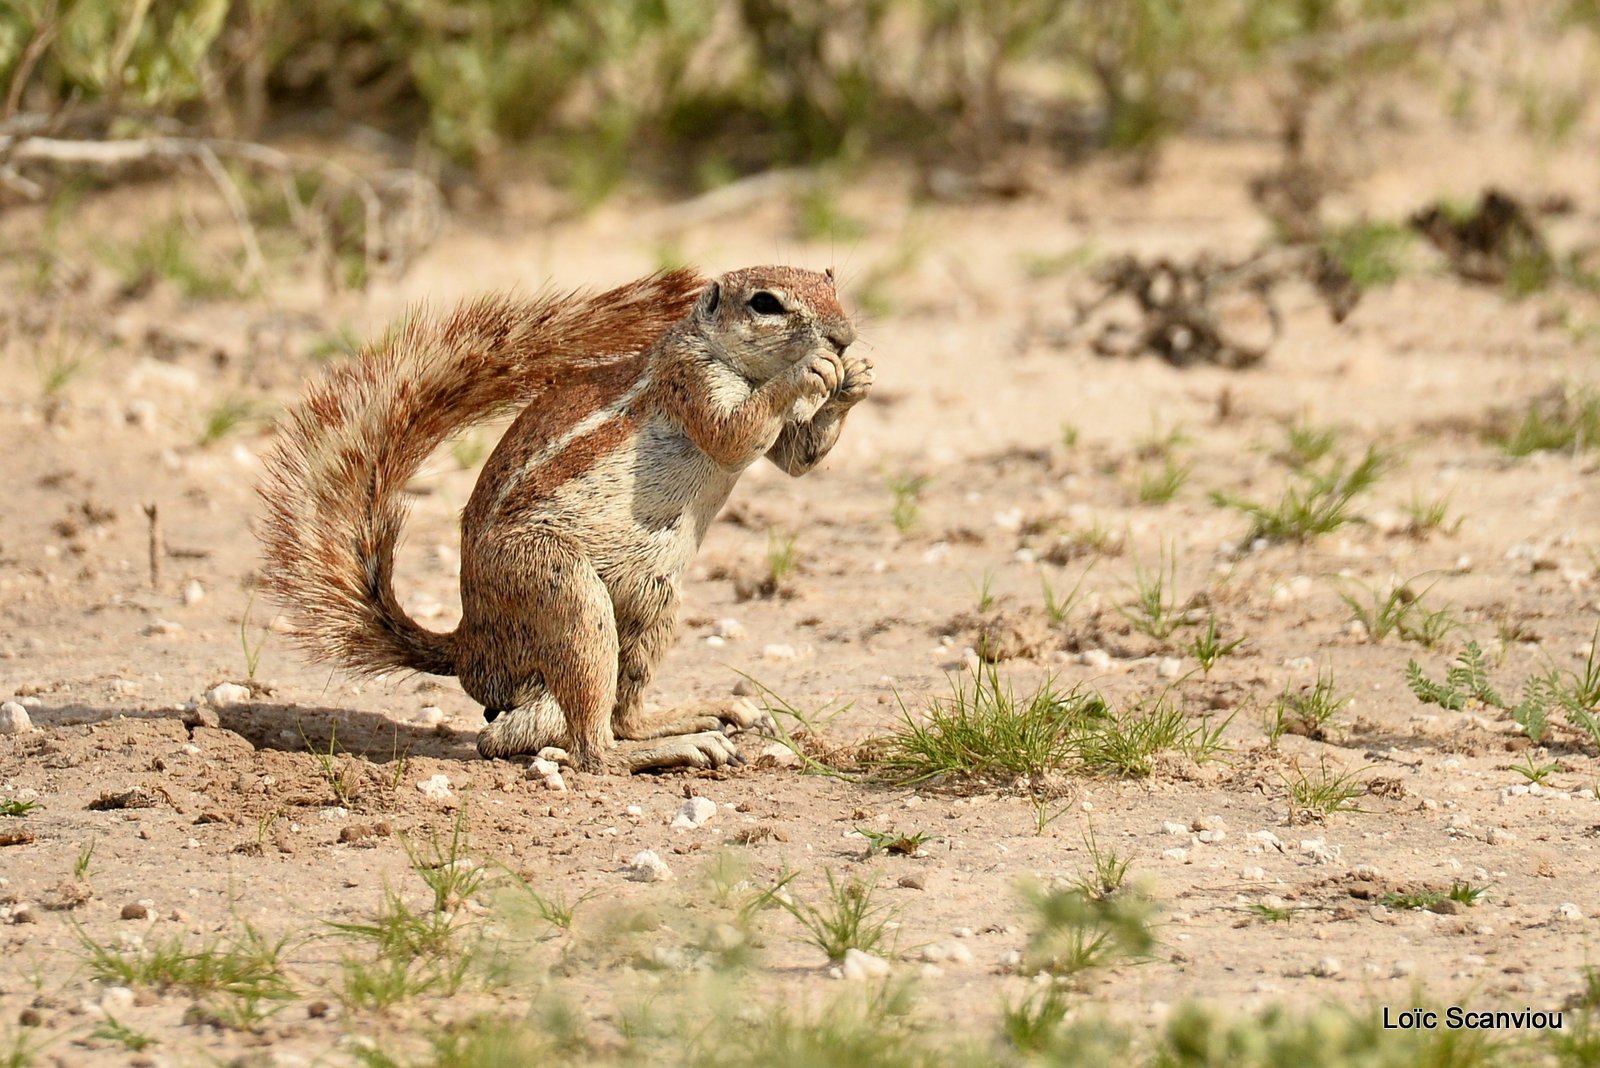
left=258, top=266, right=871, bottom=772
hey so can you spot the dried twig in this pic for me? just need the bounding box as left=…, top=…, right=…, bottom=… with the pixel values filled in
left=142, top=502, right=162, bottom=591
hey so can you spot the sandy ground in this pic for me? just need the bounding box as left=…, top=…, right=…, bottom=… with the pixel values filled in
left=3, top=96, right=1600, bottom=1065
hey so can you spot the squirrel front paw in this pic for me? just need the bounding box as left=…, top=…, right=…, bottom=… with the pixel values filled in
left=832, top=353, right=874, bottom=407
left=802, top=350, right=845, bottom=399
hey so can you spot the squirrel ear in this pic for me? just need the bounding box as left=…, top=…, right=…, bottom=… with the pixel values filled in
left=697, top=281, right=721, bottom=321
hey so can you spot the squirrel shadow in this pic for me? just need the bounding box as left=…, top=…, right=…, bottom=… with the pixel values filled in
left=20, top=701, right=484, bottom=764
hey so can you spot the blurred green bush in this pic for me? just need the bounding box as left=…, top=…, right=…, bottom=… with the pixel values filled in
left=0, top=0, right=1459, bottom=184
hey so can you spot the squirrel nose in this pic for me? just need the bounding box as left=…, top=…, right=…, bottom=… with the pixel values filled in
left=825, top=321, right=856, bottom=355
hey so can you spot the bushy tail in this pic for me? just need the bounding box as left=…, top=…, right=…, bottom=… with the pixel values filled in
left=256, top=267, right=705, bottom=677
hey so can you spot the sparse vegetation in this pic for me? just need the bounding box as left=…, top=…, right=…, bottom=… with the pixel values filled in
left=1040, top=564, right=1095, bottom=627
left=1382, top=882, right=1489, bottom=911
left=766, top=530, right=800, bottom=589
left=1408, top=627, right=1600, bottom=748
left=773, top=869, right=893, bottom=963
left=1491, top=385, right=1600, bottom=457
left=1188, top=616, right=1245, bottom=675
left=1337, top=575, right=1456, bottom=647
left=873, top=667, right=1215, bottom=789
left=0, top=799, right=36, bottom=818
left=1266, top=667, right=1349, bottom=745
left=887, top=473, right=929, bottom=534
left=1135, top=457, right=1190, bottom=504
left=1213, top=445, right=1391, bottom=544
left=1284, top=757, right=1366, bottom=822
left=1021, top=877, right=1158, bottom=979
left=1319, top=219, right=1412, bottom=290
left=1119, top=548, right=1193, bottom=641
left=1278, top=420, right=1340, bottom=468
left=196, top=396, right=267, bottom=448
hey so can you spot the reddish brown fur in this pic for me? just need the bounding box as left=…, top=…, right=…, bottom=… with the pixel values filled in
left=256, top=268, right=703, bottom=678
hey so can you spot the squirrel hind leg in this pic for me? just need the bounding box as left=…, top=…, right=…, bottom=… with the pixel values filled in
left=463, top=532, right=619, bottom=771
left=476, top=694, right=566, bottom=759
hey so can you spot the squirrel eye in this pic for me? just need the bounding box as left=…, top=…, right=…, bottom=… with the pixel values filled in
left=747, top=292, right=785, bottom=316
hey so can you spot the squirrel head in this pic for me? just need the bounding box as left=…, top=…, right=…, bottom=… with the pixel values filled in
left=692, top=266, right=855, bottom=382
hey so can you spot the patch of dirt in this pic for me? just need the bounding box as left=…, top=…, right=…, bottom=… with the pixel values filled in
left=3, top=84, right=1600, bottom=1064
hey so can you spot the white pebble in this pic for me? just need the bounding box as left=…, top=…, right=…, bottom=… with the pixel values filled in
left=1486, top=827, right=1517, bottom=845
left=411, top=705, right=446, bottom=727
left=98, top=986, right=136, bottom=1013
left=0, top=702, right=34, bottom=735
left=625, top=851, right=673, bottom=883
left=1299, top=839, right=1341, bottom=864
left=920, top=940, right=974, bottom=964
left=671, top=796, right=718, bottom=829
left=529, top=759, right=567, bottom=792
left=1157, top=657, right=1183, bottom=679
left=205, top=682, right=252, bottom=707
left=1080, top=649, right=1113, bottom=671
left=1161, top=821, right=1189, bottom=836
left=1240, top=866, right=1266, bottom=880
left=1557, top=903, right=1584, bottom=923
left=1391, top=960, right=1415, bottom=978
left=759, top=742, right=800, bottom=767
left=1161, top=847, right=1189, bottom=862
left=144, top=618, right=184, bottom=638
left=416, top=774, right=453, bottom=800
left=841, top=948, right=891, bottom=979
left=1311, top=957, right=1341, bottom=978
left=713, top=618, right=747, bottom=640
left=181, top=579, right=205, bottom=606
left=762, top=643, right=797, bottom=661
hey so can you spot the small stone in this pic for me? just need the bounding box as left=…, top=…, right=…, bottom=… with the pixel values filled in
left=1162, top=847, right=1189, bottom=862
left=1191, top=816, right=1227, bottom=832
left=411, top=706, right=446, bottom=727
left=672, top=796, right=718, bottom=829
left=1299, top=838, right=1340, bottom=864
left=120, top=903, right=149, bottom=920
left=1486, top=827, right=1517, bottom=845
left=762, top=643, right=797, bottom=661
left=1160, top=821, right=1188, bottom=836
left=1080, top=649, right=1113, bottom=671
left=1197, top=830, right=1227, bottom=844
left=1157, top=657, right=1183, bottom=679
left=898, top=875, right=925, bottom=890
left=143, top=618, right=184, bottom=638
left=1391, top=960, right=1415, bottom=978
left=1447, top=814, right=1475, bottom=831
left=205, top=682, right=252, bottom=708
left=841, top=948, right=891, bottom=980
left=1311, top=957, right=1341, bottom=978
left=1557, top=903, right=1584, bottom=923
left=625, top=850, right=673, bottom=882
left=529, top=758, right=568, bottom=792
left=181, top=580, right=205, bottom=606
left=999, top=949, right=1023, bottom=969
left=1240, top=866, right=1266, bottom=881
left=713, top=618, right=747, bottom=640
left=732, top=677, right=757, bottom=697
left=17, top=1008, right=41, bottom=1027
left=416, top=774, right=453, bottom=800
left=0, top=702, right=33, bottom=735
left=759, top=742, right=800, bottom=767
left=98, top=986, right=136, bottom=1013
left=920, top=940, right=973, bottom=965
